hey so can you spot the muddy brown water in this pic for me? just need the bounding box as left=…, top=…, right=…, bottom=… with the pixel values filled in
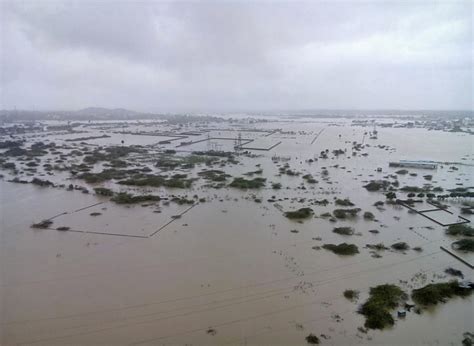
left=1, top=118, right=473, bottom=345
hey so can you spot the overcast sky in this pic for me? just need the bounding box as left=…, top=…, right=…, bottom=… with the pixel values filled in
left=1, top=0, right=472, bottom=112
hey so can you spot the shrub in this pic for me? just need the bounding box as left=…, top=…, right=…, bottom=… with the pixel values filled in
left=363, top=180, right=390, bottom=191
left=359, top=284, right=407, bottom=329
left=333, top=208, right=361, bottom=219
left=412, top=281, right=472, bottom=306
left=31, top=220, right=53, bottom=229
left=452, top=239, right=474, bottom=252
left=94, top=187, right=114, bottom=196
left=343, top=289, right=359, bottom=301
left=333, top=227, right=354, bottom=235
left=363, top=211, right=375, bottom=220
left=391, top=242, right=409, bottom=251
left=446, top=224, right=474, bottom=237
left=305, top=334, right=320, bottom=344
left=285, top=208, right=313, bottom=219
left=335, top=198, right=354, bottom=206
left=111, top=192, right=161, bottom=204
left=272, top=182, right=282, bottom=189
left=229, top=177, right=266, bottom=189
left=322, top=243, right=359, bottom=255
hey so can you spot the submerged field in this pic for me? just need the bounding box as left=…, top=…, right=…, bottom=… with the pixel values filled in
left=0, top=116, right=473, bottom=345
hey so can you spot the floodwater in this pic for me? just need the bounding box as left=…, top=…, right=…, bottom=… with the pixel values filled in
left=1, top=117, right=473, bottom=345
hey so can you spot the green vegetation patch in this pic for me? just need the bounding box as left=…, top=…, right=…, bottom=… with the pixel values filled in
left=198, top=169, right=231, bottom=182
left=83, top=146, right=143, bottom=164
left=284, top=207, right=313, bottom=219
left=77, top=168, right=147, bottom=184
left=343, top=289, right=359, bottom=301
left=156, top=152, right=222, bottom=170
left=391, top=242, right=410, bottom=251
left=359, top=284, right=407, bottom=329
left=111, top=192, right=161, bottom=204
left=333, top=227, right=355, bottom=235
left=335, top=198, right=354, bottom=206
left=118, top=174, right=195, bottom=188
left=322, top=243, right=359, bottom=255
left=333, top=208, right=361, bottom=219
left=363, top=180, right=391, bottom=192
left=305, top=333, right=320, bottom=344
left=94, top=187, right=114, bottom=196
left=412, top=281, right=472, bottom=306
left=31, top=220, right=53, bottom=229
left=302, top=174, right=317, bottom=184
left=446, top=224, right=474, bottom=237
left=229, top=177, right=266, bottom=189
left=452, top=239, right=474, bottom=252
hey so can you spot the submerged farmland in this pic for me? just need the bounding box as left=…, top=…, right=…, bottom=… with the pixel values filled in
left=0, top=115, right=473, bottom=345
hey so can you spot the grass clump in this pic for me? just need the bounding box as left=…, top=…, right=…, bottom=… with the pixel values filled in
left=229, top=177, right=266, bottom=189
left=452, top=239, right=474, bottom=252
left=322, top=243, right=359, bottom=255
left=446, top=224, right=474, bottom=237
left=359, top=284, right=407, bottom=329
left=333, top=227, right=354, bottom=235
left=284, top=207, right=313, bottom=219
left=412, top=281, right=472, bottom=306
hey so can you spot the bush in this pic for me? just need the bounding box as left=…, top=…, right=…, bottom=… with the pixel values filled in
left=452, top=239, right=474, bottom=252
left=446, top=224, right=474, bottom=237
left=31, top=220, right=53, bottom=229
left=391, top=242, right=409, bottom=251
left=305, top=334, right=320, bottom=344
left=363, top=211, right=375, bottom=220
left=229, top=177, right=266, bottom=189
left=119, top=175, right=194, bottom=188
left=111, top=192, right=161, bottom=204
left=335, top=198, right=354, bottom=206
left=363, top=180, right=390, bottom=191
left=359, top=284, right=407, bottom=329
left=94, top=187, right=114, bottom=196
left=322, top=243, right=359, bottom=255
left=343, top=289, right=359, bottom=301
left=272, top=182, right=282, bottom=189
left=333, top=208, right=361, bottom=219
left=302, top=174, right=317, bottom=183
left=285, top=207, right=313, bottom=219
left=333, top=227, right=354, bottom=235
left=412, top=281, right=472, bottom=306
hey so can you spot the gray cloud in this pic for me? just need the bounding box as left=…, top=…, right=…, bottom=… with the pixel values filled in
left=1, top=0, right=472, bottom=112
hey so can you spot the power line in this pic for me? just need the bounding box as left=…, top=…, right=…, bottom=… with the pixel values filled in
left=20, top=251, right=444, bottom=345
